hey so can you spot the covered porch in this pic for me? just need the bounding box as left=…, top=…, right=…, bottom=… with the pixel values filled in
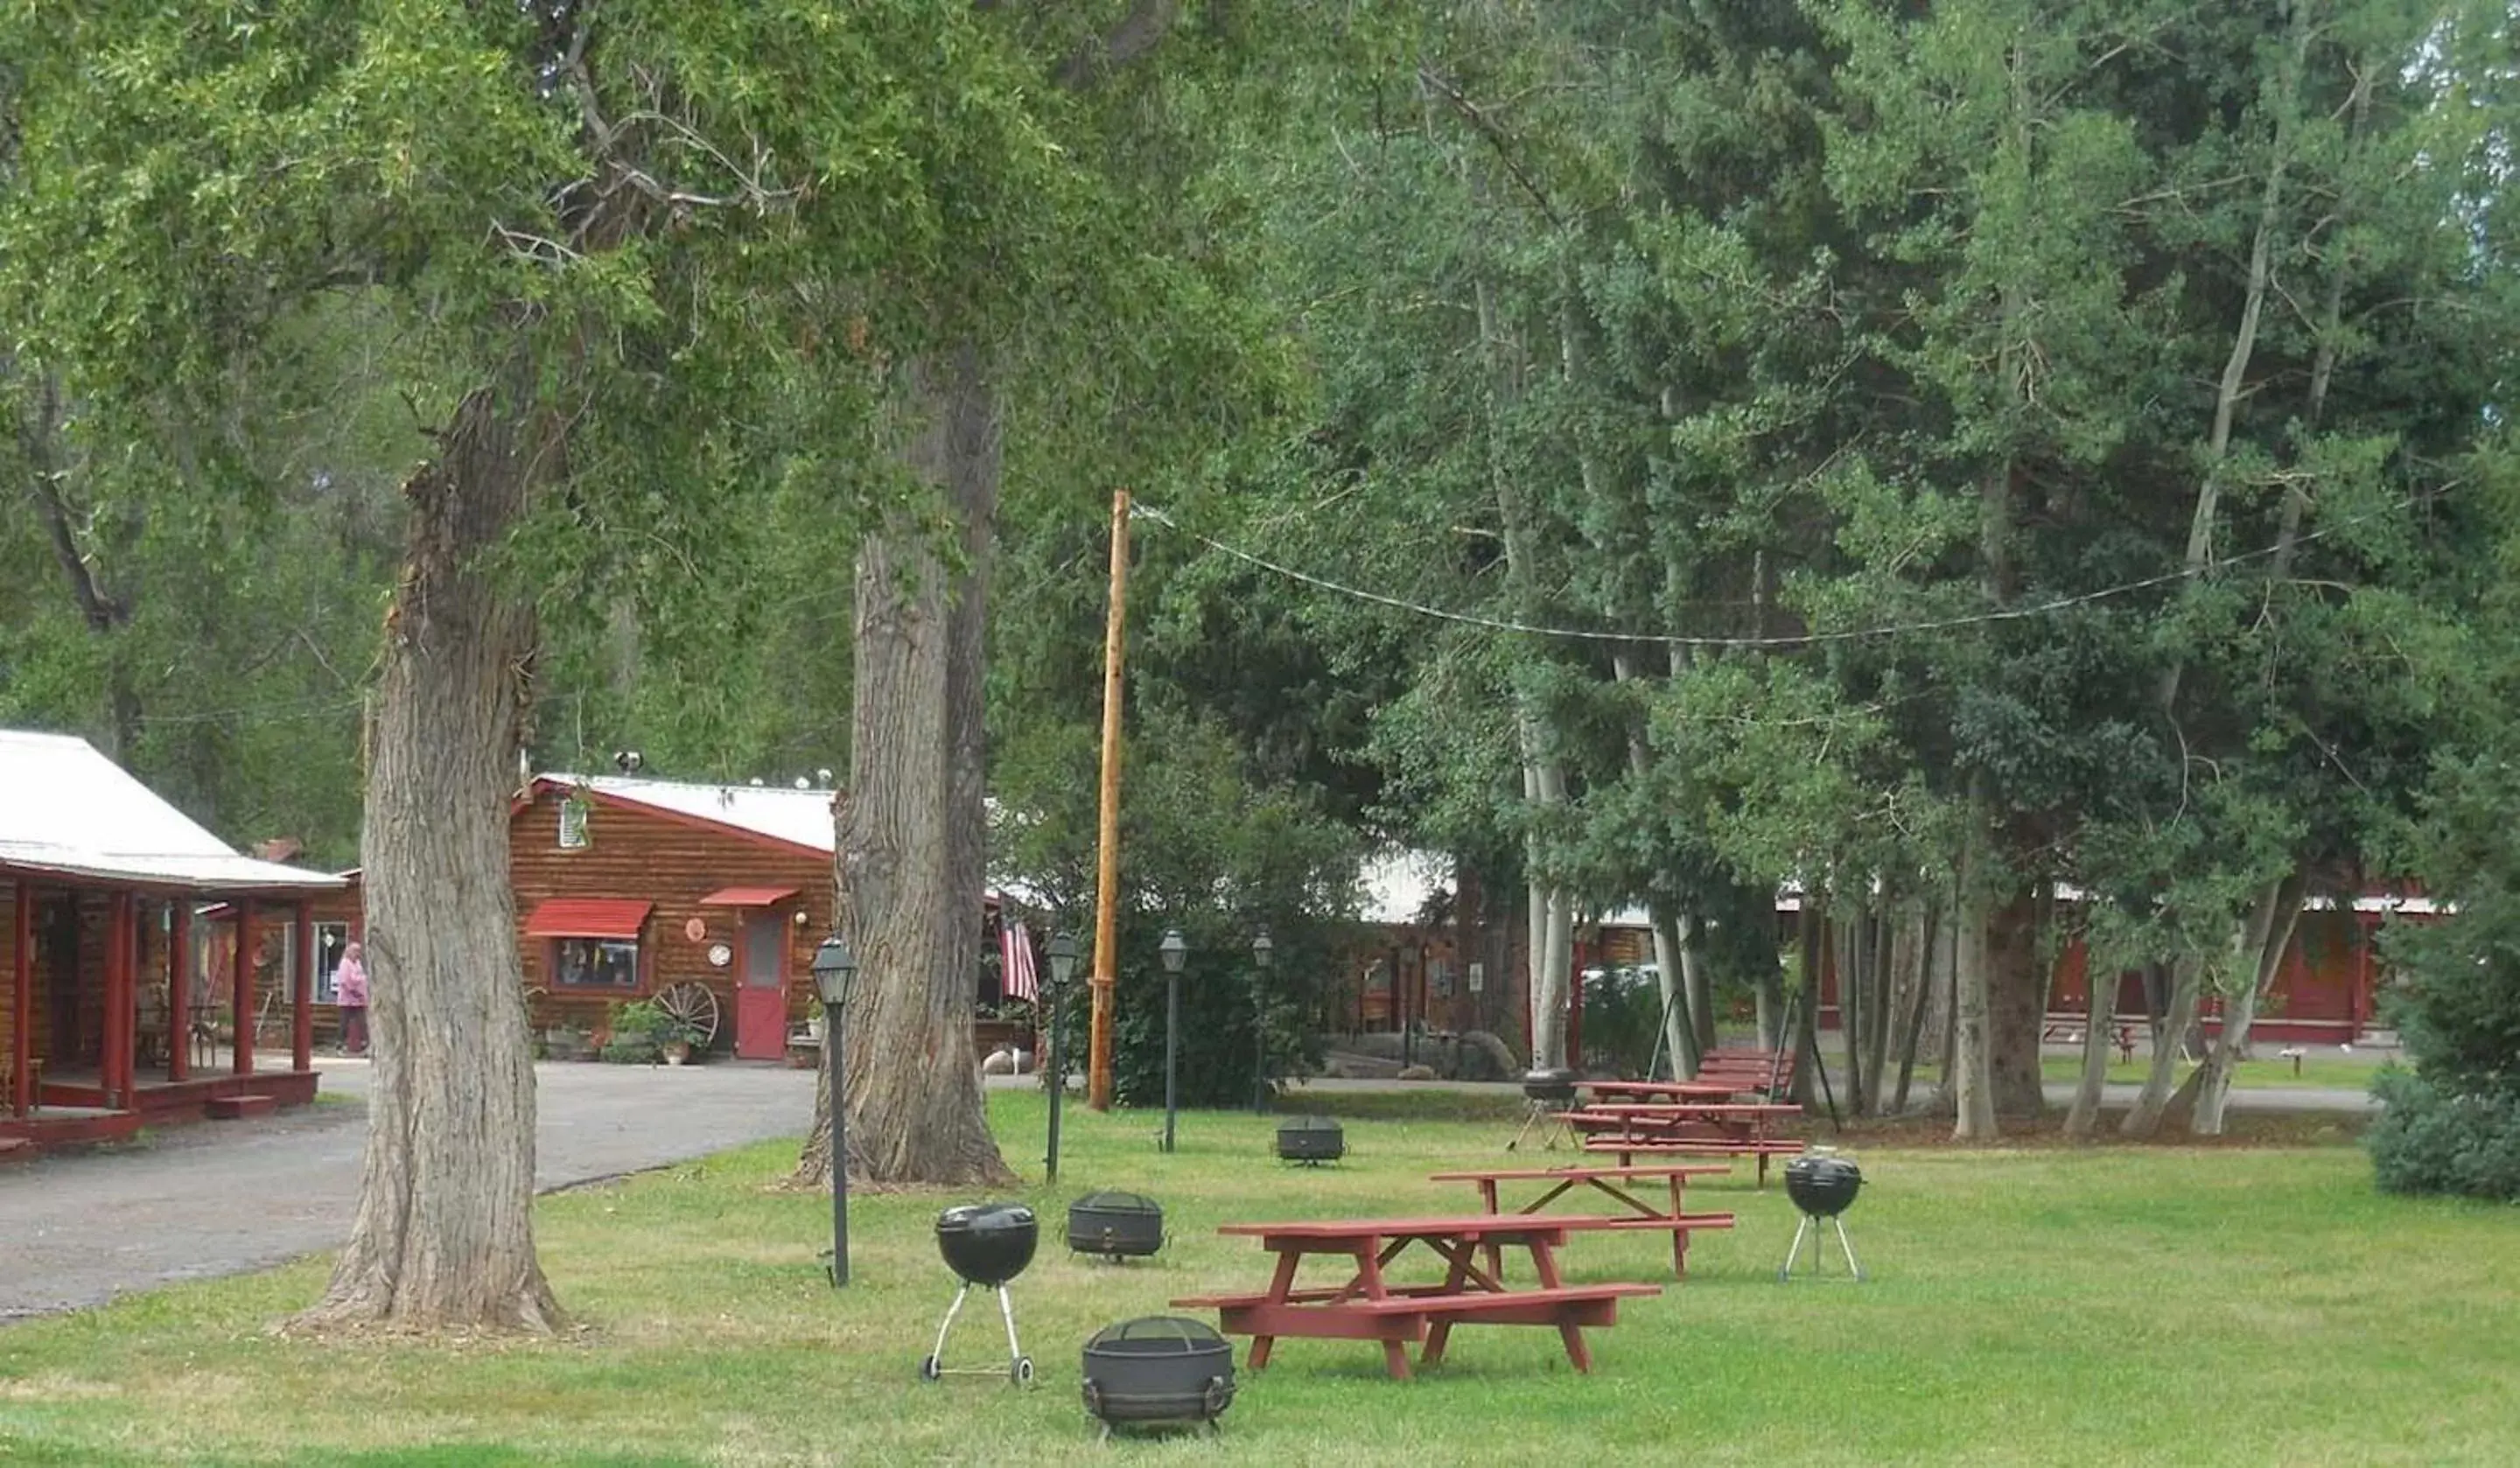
left=1, top=729, right=346, bottom=1156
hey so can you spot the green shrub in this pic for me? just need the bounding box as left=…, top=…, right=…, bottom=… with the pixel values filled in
left=2368, top=1071, right=2520, bottom=1202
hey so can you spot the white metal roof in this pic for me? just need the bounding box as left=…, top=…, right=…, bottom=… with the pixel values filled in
left=0, top=729, right=345, bottom=892
left=539, top=772, right=839, bottom=854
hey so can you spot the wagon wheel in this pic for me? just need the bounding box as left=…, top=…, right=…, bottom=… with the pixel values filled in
left=654, top=981, right=722, bottom=1052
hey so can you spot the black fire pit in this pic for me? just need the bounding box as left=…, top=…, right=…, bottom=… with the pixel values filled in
left=1778, top=1151, right=1866, bottom=1283
left=1068, top=1191, right=1165, bottom=1262
left=1080, top=1316, right=1236, bottom=1438
left=1276, top=1115, right=1344, bottom=1164
left=924, top=1202, right=1040, bottom=1384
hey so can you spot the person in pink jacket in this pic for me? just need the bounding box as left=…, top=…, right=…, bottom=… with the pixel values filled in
left=334, top=941, right=370, bottom=1056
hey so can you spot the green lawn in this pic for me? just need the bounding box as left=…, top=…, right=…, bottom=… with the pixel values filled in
left=3, top=1093, right=2512, bottom=1466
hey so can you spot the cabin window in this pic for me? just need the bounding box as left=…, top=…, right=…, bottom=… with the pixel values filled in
left=554, top=938, right=640, bottom=990
left=312, top=922, right=352, bottom=1003
left=558, top=797, right=592, bottom=850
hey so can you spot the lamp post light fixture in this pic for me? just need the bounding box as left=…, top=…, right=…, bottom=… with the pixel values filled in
left=1045, top=931, right=1079, bottom=1184
left=810, top=935, right=858, bottom=1287
left=1159, top=928, right=1188, bottom=1154
left=1250, top=930, right=1275, bottom=1115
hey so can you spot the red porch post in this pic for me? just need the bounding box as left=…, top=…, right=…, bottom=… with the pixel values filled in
left=106, top=891, right=134, bottom=1108
left=233, top=898, right=256, bottom=1076
left=10, top=879, right=31, bottom=1116
left=168, top=899, right=192, bottom=1083
left=291, top=902, right=313, bottom=1073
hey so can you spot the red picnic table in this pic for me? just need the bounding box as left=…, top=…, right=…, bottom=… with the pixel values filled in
left=1569, top=1102, right=1808, bottom=1185
left=1429, top=1163, right=1737, bottom=1278
left=1172, top=1214, right=1662, bottom=1380
left=1584, top=1079, right=1743, bottom=1105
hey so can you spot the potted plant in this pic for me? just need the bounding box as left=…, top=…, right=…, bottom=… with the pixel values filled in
left=602, top=1000, right=674, bottom=1065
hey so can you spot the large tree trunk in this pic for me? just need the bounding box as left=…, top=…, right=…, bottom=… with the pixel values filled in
left=797, top=347, right=1013, bottom=1190
left=1987, top=888, right=2045, bottom=1117
left=2121, top=956, right=2202, bottom=1138
left=295, top=383, right=558, bottom=1335
left=2191, top=870, right=2307, bottom=1136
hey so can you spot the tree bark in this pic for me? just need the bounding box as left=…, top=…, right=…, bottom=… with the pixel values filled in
left=1987, top=887, right=2045, bottom=1117
left=2121, top=955, right=2202, bottom=1137
left=1646, top=908, right=1698, bottom=1079
left=2062, top=937, right=2117, bottom=1139
left=1951, top=832, right=1998, bottom=1139
left=295, top=381, right=559, bottom=1335
left=797, top=346, right=1013, bottom=1189
left=2191, top=870, right=2307, bottom=1136
left=1892, top=900, right=1937, bottom=1114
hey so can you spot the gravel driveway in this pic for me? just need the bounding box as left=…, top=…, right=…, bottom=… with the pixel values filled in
left=0, top=1059, right=817, bottom=1323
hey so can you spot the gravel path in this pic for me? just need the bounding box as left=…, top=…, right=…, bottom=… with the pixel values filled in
left=0, top=1059, right=816, bottom=1323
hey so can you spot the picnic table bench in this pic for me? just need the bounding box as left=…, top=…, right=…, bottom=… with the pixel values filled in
left=1430, top=1163, right=1737, bottom=1278
left=1172, top=1214, right=1662, bottom=1380
left=1582, top=1079, right=1741, bottom=1105
left=1693, top=1045, right=1800, bottom=1099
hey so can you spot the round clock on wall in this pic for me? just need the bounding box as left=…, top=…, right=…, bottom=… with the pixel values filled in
left=707, top=942, right=732, bottom=968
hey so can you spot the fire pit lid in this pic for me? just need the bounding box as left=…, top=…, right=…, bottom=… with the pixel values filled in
left=1082, top=1315, right=1228, bottom=1354
left=1072, top=1189, right=1162, bottom=1216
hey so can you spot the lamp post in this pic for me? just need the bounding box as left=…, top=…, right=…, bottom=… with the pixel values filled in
left=811, top=935, right=857, bottom=1287
left=1250, top=929, right=1274, bottom=1115
left=1159, top=928, right=1187, bottom=1154
left=1045, top=931, right=1078, bottom=1184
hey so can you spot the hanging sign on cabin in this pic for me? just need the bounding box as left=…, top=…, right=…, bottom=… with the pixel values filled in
left=683, top=916, right=708, bottom=942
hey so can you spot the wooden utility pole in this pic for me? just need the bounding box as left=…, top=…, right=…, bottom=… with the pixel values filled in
left=1087, top=488, right=1130, bottom=1110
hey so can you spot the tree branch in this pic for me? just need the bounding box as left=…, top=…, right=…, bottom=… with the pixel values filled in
left=16, top=374, right=127, bottom=632
left=1417, top=66, right=1565, bottom=230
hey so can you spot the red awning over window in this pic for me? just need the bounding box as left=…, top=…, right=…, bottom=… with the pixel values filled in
left=698, top=885, right=801, bottom=907
left=522, top=898, right=654, bottom=940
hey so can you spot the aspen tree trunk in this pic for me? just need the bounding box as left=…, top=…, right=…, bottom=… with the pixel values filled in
left=298, top=382, right=559, bottom=1334
left=2121, top=956, right=2202, bottom=1137
left=1891, top=900, right=1937, bottom=1113
left=1469, top=252, right=1571, bottom=1071
left=2062, top=942, right=2117, bottom=1139
left=797, top=346, right=1012, bottom=1188
left=1951, top=833, right=1999, bottom=1139
left=2192, top=871, right=2307, bottom=1136
left=1835, top=915, right=1862, bottom=1115
left=1608, top=649, right=1700, bottom=1078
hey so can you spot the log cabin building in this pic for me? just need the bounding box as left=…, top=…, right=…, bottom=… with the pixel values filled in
left=306, top=774, right=841, bottom=1061
left=2, top=729, right=345, bottom=1157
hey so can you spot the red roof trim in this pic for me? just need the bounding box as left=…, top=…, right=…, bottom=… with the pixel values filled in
left=699, top=885, right=802, bottom=907
left=522, top=898, right=654, bottom=940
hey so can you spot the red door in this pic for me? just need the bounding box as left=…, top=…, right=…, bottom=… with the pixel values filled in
left=734, top=915, right=788, bottom=1060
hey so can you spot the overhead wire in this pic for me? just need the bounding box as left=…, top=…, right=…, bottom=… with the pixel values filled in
left=1129, top=493, right=2426, bottom=649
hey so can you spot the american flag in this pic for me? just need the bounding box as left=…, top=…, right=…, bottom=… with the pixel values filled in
left=999, top=919, right=1039, bottom=1005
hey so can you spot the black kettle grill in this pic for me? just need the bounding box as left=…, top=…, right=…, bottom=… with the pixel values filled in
left=1778, top=1151, right=1866, bottom=1283
left=1508, top=1067, right=1580, bottom=1151
left=923, top=1202, right=1040, bottom=1384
